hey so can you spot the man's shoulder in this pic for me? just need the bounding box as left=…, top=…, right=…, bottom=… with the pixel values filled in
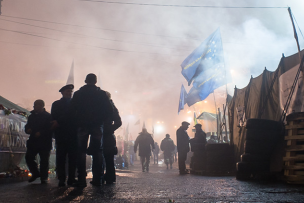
left=42, top=111, right=51, bottom=117
left=52, top=99, right=62, bottom=107
left=176, top=128, right=183, bottom=133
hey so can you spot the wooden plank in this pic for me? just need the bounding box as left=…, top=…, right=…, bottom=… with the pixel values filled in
left=295, top=171, right=304, bottom=175
left=285, top=175, right=304, bottom=182
left=285, top=135, right=304, bottom=140
left=285, top=121, right=295, bottom=176
left=283, top=155, right=304, bottom=161
left=286, top=145, right=304, bottom=151
left=284, top=165, right=304, bottom=170
left=285, top=124, right=304, bottom=129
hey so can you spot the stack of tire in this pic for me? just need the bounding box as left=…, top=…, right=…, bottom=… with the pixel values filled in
left=205, top=143, right=235, bottom=175
left=236, top=118, right=284, bottom=180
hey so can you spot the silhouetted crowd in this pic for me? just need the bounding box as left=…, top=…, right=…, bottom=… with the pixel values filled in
left=24, top=73, right=208, bottom=188
left=25, top=73, right=121, bottom=187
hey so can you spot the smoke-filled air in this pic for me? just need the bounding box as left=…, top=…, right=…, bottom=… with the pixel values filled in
left=0, top=0, right=303, bottom=144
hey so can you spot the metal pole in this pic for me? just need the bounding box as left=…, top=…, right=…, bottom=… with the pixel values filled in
left=218, top=108, right=221, bottom=142
left=213, top=92, right=218, bottom=137
left=288, top=7, right=301, bottom=64
left=223, top=104, right=228, bottom=143
left=0, top=0, right=2, bottom=15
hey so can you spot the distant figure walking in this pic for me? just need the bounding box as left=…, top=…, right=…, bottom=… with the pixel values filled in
left=134, top=128, right=155, bottom=172
left=160, top=134, right=175, bottom=169
left=51, top=84, right=77, bottom=187
left=128, top=141, right=135, bottom=166
left=176, top=121, right=190, bottom=175
left=25, top=100, right=52, bottom=184
left=70, top=73, right=113, bottom=187
left=173, top=145, right=178, bottom=162
left=153, top=142, right=159, bottom=164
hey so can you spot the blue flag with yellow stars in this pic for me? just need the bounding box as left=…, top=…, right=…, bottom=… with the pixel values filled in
left=181, top=28, right=223, bottom=86
left=186, top=86, right=202, bottom=107
left=178, top=84, right=187, bottom=114
left=184, top=28, right=229, bottom=107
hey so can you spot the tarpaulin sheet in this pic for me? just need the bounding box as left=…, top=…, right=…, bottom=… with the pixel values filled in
left=229, top=50, right=304, bottom=162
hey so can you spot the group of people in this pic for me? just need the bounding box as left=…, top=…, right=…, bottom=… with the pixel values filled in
left=176, top=122, right=207, bottom=174
left=134, top=129, right=177, bottom=172
left=25, top=73, right=121, bottom=187
left=24, top=73, right=206, bottom=187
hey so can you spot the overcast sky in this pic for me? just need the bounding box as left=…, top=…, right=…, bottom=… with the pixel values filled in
left=0, top=0, right=303, bottom=142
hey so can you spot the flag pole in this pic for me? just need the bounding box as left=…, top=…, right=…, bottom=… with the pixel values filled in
left=288, top=7, right=302, bottom=64
left=219, top=28, right=229, bottom=96
left=213, top=91, right=218, bottom=137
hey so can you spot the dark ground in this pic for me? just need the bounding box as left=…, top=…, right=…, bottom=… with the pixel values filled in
left=1, top=160, right=304, bottom=202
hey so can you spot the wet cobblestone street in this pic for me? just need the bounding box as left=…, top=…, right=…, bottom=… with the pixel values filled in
left=1, top=161, right=304, bottom=202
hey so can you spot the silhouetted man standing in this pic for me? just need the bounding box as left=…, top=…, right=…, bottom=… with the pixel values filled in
left=25, top=100, right=52, bottom=184
left=134, top=128, right=155, bottom=172
left=51, top=84, right=77, bottom=187
left=70, top=73, right=113, bottom=187
left=103, top=91, right=122, bottom=184
left=176, top=121, right=190, bottom=175
left=160, top=134, right=175, bottom=169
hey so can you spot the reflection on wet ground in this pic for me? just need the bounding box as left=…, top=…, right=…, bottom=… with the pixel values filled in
left=1, top=160, right=304, bottom=202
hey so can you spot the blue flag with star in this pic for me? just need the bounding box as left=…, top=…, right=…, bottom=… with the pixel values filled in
left=186, top=86, right=202, bottom=107
left=178, top=84, right=187, bottom=114
left=185, top=28, right=229, bottom=107
left=181, top=28, right=223, bottom=86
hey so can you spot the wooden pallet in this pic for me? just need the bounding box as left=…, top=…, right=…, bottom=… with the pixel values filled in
left=284, top=116, right=304, bottom=184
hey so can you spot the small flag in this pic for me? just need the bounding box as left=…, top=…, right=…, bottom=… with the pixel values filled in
left=194, top=112, right=198, bottom=125
left=134, top=119, right=140, bottom=125
left=66, top=60, right=74, bottom=85
left=178, top=84, right=187, bottom=114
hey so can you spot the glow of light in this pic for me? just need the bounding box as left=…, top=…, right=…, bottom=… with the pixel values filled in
left=115, top=91, right=118, bottom=93
left=230, top=69, right=234, bottom=73
left=204, top=101, right=207, bottom=103
left=187, top=111, right=191, bottom=114
left=174, top=126, right=177, bottom=128
left=157, top=121, right=160, bottom=124
left=28, top=173, right=32, bottom=177
left=161, top=121, right=164, bottom=124
left=187, top=117, right=192, bottom=123
left=155, top=125, right=164, bottom=133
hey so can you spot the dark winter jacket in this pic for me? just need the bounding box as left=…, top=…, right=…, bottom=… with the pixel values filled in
left=194, top=129, right=207, bottom=144
left=103, top=100, right=122, bottom=154
left=160, top=137, right=175, bottom=156
left=25, top=110, right=53, bottom=150
left=69, top=84, right=113, bottom=127
left=51, top=98, right=76, bottom=143
left=176, top=127, right=190, bottom=153
left=134, top=132, right=155, bottom=157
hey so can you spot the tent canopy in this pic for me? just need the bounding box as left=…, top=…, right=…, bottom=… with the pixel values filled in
left=0, top=95, right=30, bottom=115
left=228, top=50, right=304, bottom=163
left=197, top=112, right=217, bottom=121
